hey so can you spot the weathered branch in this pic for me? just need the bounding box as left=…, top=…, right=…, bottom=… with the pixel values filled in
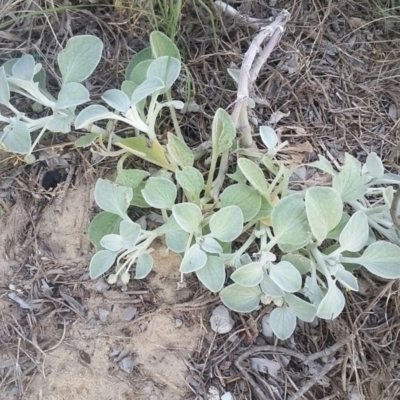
left=214, top=1, right=290, bottom=148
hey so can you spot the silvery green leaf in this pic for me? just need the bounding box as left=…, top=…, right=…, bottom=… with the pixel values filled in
left=305, top=187, right=343, bottom=242
left=212, top=108, right=236, bottom=155
left=127, top=60, right=153, bottom=86
left=220, top=183, right=262, bottom=222
left=349, top=241, right=400, bottom=279
left=227, top=68, right=240, bottom=84
left=339, top=210, right=369, bottom=252
left=147, top=56, right=181, bottom=92
left=238, top=158, right=269, bottom=197
left=269, top=261, right=302, bottom=293
left=259, top=126, right=278, bottom=152
left=362, top=152, right=384, bottom=178
left=130, top=76, right=164, bottom=104
left=12, top=54, right=35, bottom=80
left=89, top=250, right=118, bottom=279
left=100, top=234, right=124, bottom=251
left=253, top=196, right=273, bottom=221
left=316, top=283, right=345, bottom=319
left=269, top=306, right=296, bottom=340
left=75, top=105, right=113, bottom=129
left=0, top=121, right=31, bottom=154
left=141, top=177, right=177, bottom=209
left=176, top=166, right=204, bottom=199
left=135, top=253, right=154, bottom=279
left=281, top=254, right=311, bottom=274
left=131, top=183, right=150, bottom=208
left=271, top=194, right=311, bottom=249
left=220, top=284, right=262, bottom=312
left=172, top=203, right=202, bottom=233
left=58, top=35, right=103, bottom=84
left=125, top=47, right=154, bottom=81
left=309, top=154, right=337, bottom=176
left=89, top=211, right=122, bottom=251
left=121, top=80, right=137, bottom=98
left=336, top=269, right=358, bottom=291
left=260, top=273, right=284, bottom=297
left=75, top=133, right=98, bottom=148
left=56, top=82, right=90, bottom=109
left=47, top=109, right=75, bottom=133
left=327, top=213, right=350, bottom=240
left=333, top=153, right=366, bottom=201
left=150, top=31, right=181, bottom=60
left=3, top=59, right=18, bottom=77
left=196, top=255, right=225, bottom=292
left=119, top=220, right=141, bottom=249
left=285, top=293, right=317, bottom=322
left=116, top=169, right=149, bottom=189
left=209, top=205, right=243, bottom=242
left=0, top=67, right=10, bottom=104
left=231, top=262, right=263, bottom=287
left=200, top=237, right=223, bottom=254
left=102, top=89, right=130, bottom=113
left=166, top=228, right=189, bottom=253
left=94, top=178, right=132, bottom=219
left=303, top=276, right=325, bottom=304
left=180, top=244, right=207, bottom=273
left=167, top=133, right=194, bottom=167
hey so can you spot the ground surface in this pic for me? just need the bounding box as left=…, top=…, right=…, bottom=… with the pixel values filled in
left=1, top=1, right=400, bottom=399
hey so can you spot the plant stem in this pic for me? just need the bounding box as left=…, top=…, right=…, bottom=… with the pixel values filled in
left=205, top=153, right=218, bottom=198
left=166, top=89, right=183, bottom=140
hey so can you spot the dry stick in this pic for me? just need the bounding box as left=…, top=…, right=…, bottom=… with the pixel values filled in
left=229, top=10, right=291, bottom=148
left=289, top=358, right=343, bottom=400
left=212, top=2, right=290, bottom=196
left=235, top=334, right=355, bottom=400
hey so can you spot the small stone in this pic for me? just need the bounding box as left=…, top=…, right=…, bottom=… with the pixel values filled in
left=175, top=318, right=183, bottom=328
left=210, top=305, right=235, bottom=334
left=123, top=307, right=137, bottom=321
left=94, top=278, right=110, bottom=292
left=256, top=336, right=266, bottom=346
left=98, top=308, right=110, bottom=322
left=261, top=314, right=274, bottom=338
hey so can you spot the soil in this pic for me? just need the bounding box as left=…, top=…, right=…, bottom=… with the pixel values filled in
left=0, top=182, right=204, bottom=400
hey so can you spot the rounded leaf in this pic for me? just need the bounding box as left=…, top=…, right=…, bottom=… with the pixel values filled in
left=269, top=261, right=302, bottom=293
left=119, top=220, right=141, bottom=249
left=339, top=211, right=369, bottom=252
left=220, top=284, right=262, bottom=312
left=305, top=187, right=343, bottom=242
left=141, top=177, right=177, bottom=209
left=269, top=306, right=296, bottom=340
left=135, top=253, right=154, bottom=279
left=231, top=262, right=263, bottom=287
left=196, top=255, right=225, bottom=293
left=172, top=203, right=202, bottom=233
left=220, top=183, right=262, bottom=222
left=89, top=250, right=117, bottom=279
left=100, top=234, right=124, bottom=251
left=180, top=244, right=207, bottom=273
left=316, top=283, right=345, bottom=319
left=58, top=35, right=103, bottom=84
left=209, top=205, right=243, bottom=242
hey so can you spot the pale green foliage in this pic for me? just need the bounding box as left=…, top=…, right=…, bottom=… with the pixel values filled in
left=15, top=31, right=397, bottom=342
left=0, top=36, right=103, bottom=160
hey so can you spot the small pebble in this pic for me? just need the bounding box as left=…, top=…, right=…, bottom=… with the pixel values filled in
left=123, top=307, right=137, bottom=321
left=261, top=314, right=274, bottom=338
left=175, top=318, right=183, bottom=328
left=98, top=308, right=110, bottom=322
left=210, top=305, right=235, bottom=334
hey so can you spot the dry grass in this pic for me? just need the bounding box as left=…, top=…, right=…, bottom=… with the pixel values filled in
left=1, top=0, right=400, bottom=399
